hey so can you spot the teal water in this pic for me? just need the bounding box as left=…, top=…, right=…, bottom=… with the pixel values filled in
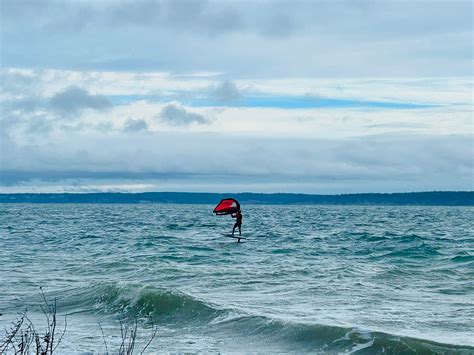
left=1, top=204, right=473, bottom=353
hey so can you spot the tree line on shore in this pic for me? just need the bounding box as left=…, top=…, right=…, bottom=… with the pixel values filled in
left=0, top=191, right=472, bottom=206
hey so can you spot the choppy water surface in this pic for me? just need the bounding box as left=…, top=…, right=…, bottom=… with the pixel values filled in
left=1, top=204, right=473, bottom=353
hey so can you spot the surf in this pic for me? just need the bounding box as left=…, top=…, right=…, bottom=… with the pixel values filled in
left=47, top=283, right=474, bottom=353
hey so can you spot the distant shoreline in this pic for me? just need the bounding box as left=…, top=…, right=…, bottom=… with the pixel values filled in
left=0, top=191, right=472, bottom=206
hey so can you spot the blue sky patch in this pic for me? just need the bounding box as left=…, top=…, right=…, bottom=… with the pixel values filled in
left=190, top=95, right=437, bottom=110
left=110, top=94, right=437, bottom=110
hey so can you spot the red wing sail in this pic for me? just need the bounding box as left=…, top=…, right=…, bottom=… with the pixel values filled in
left=213, top=198, right=240, bottom=215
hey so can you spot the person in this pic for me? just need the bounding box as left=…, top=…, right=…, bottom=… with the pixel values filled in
left=231, top=209, right=243, bottom=236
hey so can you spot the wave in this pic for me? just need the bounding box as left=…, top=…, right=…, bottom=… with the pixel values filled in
left=212, top=316, right=474, bottom=353
left=55, top=284, right=474, bottom=353
left=57, top=283, right=222, bottom=323
left=450, top=251, right=474, bottom=263
left=376, top=243, right=441, bottom=259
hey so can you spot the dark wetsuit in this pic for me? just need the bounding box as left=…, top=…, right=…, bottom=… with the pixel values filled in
left=232, top=211, right=243, bottom=236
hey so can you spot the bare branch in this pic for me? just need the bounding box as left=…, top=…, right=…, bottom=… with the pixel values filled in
left=98, top=322, right=109, bottom=354
left=139, top=321, right=158, bottom=355
left=126, top=321, right=138, bottom=355
left=52, top=314, right=67, bottom=352
left=49, top=298, right=57, bottom=354
left=119, top=319, right=128, bottom=354
left=0, top=310, right=26, bottom=351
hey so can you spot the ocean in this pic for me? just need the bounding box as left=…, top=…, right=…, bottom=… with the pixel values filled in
left=1, top=203, right=473, bottom=353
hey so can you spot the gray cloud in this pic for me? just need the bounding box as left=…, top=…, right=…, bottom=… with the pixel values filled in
left=1, top=132, right=472, bottom=193
left=0, top=86, right=113, bottom=136
left=210, top=80, right=241, bottom=102
left=255, top=6, right=298, bottom=38
left=1, top=1, right=471, bottom=76
left=2, top=0, right=244, bottom=35
left=106, top=0, right=164, bottom=27
left=159, top=103, right=209, bottom=126
left=1, top=1, right=472, bottom=193
left=4, top=0, right=470, bottom=38
left=0, top=114, right=20, bottom=142
left=365, top=122, right=428, bottom=129
left=1, top=84, right=111, bottom=117
left=58, top=121, right=116, bottom=134
left=24, top=115, right=55, bottom=134
left=2, top=97, right=43, bottom=113
left=0, top=70, right=40, bottom=95
left=0, top=109, right=56, bottom=138
left=49, top=86, right=112, bottom=115
left=0, top=105, right=113, bottom=138
left=122, top=118, right=149, bottom=132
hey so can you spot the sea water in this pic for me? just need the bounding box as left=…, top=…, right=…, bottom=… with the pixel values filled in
left=1, top=204, right=473, bottom=353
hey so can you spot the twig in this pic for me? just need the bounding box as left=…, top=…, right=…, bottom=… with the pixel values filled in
left=126, top=321, right=138, bottom=355
left=0, top=310, right=26, bottom=352
left=139, top=321, right=158, bottom=355
left=48, top=298, right=57, bottom=354
left=119, top=319, right=128, bottom=354
left=98, top=322, right=109, bottom=354
left=52, top=313, right=67, bottom=353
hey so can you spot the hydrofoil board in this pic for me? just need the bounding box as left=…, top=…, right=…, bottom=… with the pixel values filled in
left=221, top=233, right=247, bottom=241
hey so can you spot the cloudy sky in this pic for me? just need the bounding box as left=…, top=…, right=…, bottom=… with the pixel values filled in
left=1, top=0, right=473, bottom=193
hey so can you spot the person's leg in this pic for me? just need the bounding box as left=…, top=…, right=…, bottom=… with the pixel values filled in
left=232, top=222, right=237, bottom=236
left=238, top=223, right=241, bottom=236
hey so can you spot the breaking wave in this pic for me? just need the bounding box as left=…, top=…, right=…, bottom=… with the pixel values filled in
left=56, top=283, right=474, bottom=353
left=58, top=283, right=222, bottom=323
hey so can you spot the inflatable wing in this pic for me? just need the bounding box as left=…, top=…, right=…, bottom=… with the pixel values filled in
left=213, top=198, right=240, bottom=215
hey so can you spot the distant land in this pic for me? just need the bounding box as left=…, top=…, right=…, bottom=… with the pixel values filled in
left=0, top=191, right=473, bottom=206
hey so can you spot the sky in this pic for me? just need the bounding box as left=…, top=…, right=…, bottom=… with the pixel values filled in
left=0, top=0, right=473, bottom=193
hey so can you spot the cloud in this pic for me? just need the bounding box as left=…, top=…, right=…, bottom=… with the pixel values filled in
left=4, top=0, right=470, bottom=39
left=0, top=81, right=116, bottom=137
left=210, top=80, right=241, bottom=102
left=2, top=97, right=43, bottom=113
left=106, top=0, right=163, bottom=27
left=2, top=0, right=244, bottom=35
left=24, top=115, right=55, bottom=134
left=1, top=1, right=471, bottom=76
left=0, top=69, right=39, bottom=95
left=158, top=103, right=209, bottom=126
left=1, top=132, right=472, bottom=193
left=365, top=122, right=427, bottom=129
left=122, top=118, right=149, bottom=132
left=1, top=1, right=472, bottom=194
left=49, top=86, right=112, bottom=115
left=257, top=6, right=297, bottom=37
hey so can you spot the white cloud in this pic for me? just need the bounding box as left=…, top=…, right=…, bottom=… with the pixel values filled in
left=2, top=69, right=471, bottom=106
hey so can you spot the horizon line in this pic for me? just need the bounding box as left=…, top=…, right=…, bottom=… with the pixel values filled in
left=1, top=191, right=472, bottom=195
